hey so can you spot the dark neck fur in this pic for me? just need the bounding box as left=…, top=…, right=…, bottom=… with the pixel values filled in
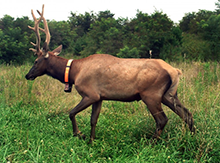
left=46, top=54, right=68, bottom=83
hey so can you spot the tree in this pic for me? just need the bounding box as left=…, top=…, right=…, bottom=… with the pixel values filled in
left=179, top=10, right=214, bottom=34
left=215, top=0, right=220, bottom=14
left=117, top=46, right=140, bottom=58
left=46, top=20, right=76, bottom=53
left=14, top=16, right=33, bottom=35
left=69, top=12, right=95, bottom=37
left=202, top=14, right=220, bottom=60
left=81, top=11, right=124, bottom=56
left=124, top=10, right=180, bottom=59
left=97, top=10, right=114, bottom=21
left=68, top=12, right=96, bottom=55
left=179, top=12, right=196, bottom=32
left=0, top=27, right=30, bottom=64
left=0, top=15, right=31, bottom=64
left=0, top=15, right=14, bottom=31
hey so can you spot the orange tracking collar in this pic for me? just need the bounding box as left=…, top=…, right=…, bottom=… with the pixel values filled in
left=64, top=59, right=73, bottom=83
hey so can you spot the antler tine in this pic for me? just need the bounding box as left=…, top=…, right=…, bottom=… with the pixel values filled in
left=37, top=5, right=51, bottom=46
left=30, top=42, right=37, bottom=46
left=37, top=4, right=44, bottom=17
left=29, top=48, right=37, bottom=53
left=40, top=17, right=51, bottom=46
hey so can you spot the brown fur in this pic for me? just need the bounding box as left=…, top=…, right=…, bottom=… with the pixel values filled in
left=26, top=53, right=195, bottom=143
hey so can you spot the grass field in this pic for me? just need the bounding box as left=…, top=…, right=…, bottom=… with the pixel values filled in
left=0, top=61, right=219, bottom=162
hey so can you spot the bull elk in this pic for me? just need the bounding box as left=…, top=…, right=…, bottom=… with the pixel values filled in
left=25, top=5, right=195, bottom=143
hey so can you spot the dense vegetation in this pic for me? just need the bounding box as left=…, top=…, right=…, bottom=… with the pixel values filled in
left=1, top=1, right=220, bottom=64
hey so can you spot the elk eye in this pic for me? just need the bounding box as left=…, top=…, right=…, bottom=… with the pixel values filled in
left=34, top=60, right=38, bottom=64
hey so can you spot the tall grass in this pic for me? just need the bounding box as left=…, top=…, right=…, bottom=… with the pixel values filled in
left=0, top=61, right=219, bottom=162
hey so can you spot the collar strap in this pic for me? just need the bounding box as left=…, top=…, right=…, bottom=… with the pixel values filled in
left=64, top=59, right=73, bottom=83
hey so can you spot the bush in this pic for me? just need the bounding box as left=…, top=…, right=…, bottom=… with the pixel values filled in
left=117, top=46, right=140, bottom=58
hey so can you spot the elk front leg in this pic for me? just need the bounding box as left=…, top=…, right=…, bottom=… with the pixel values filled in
left=89, top=100, right=103, bottom=144
left=69, top=97, right=94, bottom=139
left=141, top=94, right=168, bottom=140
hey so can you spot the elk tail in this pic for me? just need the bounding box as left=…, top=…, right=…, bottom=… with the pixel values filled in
left=176, top=68, right=182, bottom=76
left=165, top=68, right=182, bottom=97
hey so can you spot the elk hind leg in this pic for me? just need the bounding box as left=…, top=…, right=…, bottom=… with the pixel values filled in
left=89, top=100, right=102, bottom=143
left=162, top=93, right=195, bottom=133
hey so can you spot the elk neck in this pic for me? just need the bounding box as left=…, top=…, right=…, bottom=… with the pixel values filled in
left=45, top=54, right=70, bottom=83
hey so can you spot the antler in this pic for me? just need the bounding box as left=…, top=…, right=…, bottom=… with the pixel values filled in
left=28, top=5, right=44, bottom=53
left=28, top=5, right=51, bottom=54
left=37, top=6, right=51, bottom=46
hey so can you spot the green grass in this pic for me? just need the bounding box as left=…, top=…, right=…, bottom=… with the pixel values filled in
left=0, top=62, right=219, bottom=162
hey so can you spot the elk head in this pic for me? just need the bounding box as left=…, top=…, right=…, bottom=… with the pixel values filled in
left=25, top=5, right=62, bottom=80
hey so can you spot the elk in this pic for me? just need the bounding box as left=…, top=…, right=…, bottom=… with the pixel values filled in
left=25, top=5, right=195, bottom=143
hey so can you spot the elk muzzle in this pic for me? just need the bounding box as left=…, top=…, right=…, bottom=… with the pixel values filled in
left=25, top=66, right=39, bottom=80
left=25, top=72, right=36, bottom=80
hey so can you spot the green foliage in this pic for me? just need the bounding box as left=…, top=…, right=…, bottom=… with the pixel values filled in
left=0, top=27, right=30, bottom=64
left=81, top=16, right=124, bottom=56
left=71, top=36, right=87, bottom=56
left=215, top=0, right=220, bottom=14
left=1, top=3, right=220, bottom=63
left=47, top=20, right=77, bottom=53
left=124, top=11, right=180, bottom=59
left=117, top=46, right=140, bottom=58
left=181, top=33, right=211, bottom=61
left=179, top=10, right=213, bottom=34
left=179, top=9, right=220, bottom=61
left=159, top=26, right=183, bottom=61
left=69, top=11, right=95, bottom=37
left=202, top=14, right=220, bottom=60
left=0, top=16, right=33, bottom=64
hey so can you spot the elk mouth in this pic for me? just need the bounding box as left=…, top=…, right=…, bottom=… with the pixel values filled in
left=25, top=74, right=36, bottom=80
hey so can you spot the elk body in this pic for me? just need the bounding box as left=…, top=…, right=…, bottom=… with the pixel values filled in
left=26, top=5, right=195, bottom=143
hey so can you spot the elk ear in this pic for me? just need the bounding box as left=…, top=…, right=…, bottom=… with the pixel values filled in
left=42, top=42, right=49, bottom=58
left=52, top=45, right=62, bottom=56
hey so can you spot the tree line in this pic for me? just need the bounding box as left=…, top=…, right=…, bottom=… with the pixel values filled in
left=1, top=1, right=220, bottom=64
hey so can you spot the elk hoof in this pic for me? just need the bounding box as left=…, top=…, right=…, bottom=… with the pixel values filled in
left=79, top=133, right=86, bottom=140
left=73, top=131, right=86, bottom=140
left=88, top=137, right=95, bottom=144
left=190, top=126, right=196, bottom=135
left=88, top=139, right=94, bottom=145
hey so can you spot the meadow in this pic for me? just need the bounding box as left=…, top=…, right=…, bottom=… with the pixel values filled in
left=0, top=61, right=219, bottom=162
